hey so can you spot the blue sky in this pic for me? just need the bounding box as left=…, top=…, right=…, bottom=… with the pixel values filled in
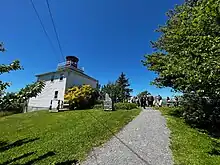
left=0, top=0, right=183, bottom=97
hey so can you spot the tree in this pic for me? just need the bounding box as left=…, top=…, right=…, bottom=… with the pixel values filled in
left=0, top=43, right=45, bottom=113
left=143, top=0, right=220, bottom=97
left=0, top=43, right=22, bottom=93
left=101, top=82, right=120, bottom=103
left=185, top=0, right=199, bottom=6
left=101, top=73, right=133, bottom=103
left=17, top=81, right=45, bottom=112
left=116, top=73, right=133, bottom=102
left=142, top=0, right=220, bottom=128
left=0, top=81, right=45, bottom=113
left=137, top=90, right=151, bottom=98
left=0, top=92, right=21, bottom=112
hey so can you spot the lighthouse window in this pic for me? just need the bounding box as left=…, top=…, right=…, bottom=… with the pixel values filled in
left=54, top=91, right=58, bottom=99
left=60, top=73, right=64, bottom=80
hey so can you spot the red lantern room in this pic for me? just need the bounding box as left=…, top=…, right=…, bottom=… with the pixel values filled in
left=65, top=56, right=79, bottom=68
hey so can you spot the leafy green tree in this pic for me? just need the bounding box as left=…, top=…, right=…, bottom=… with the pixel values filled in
left=0, top=43, right=22, bottom=93
left=116, top=73, right=133, bottom=102
left=185, top=0, right=199, bottom=6
left=142, top=0, right=220, bottom=128
left=0, top=92, right=21, bottom=113
left=137, top=90, right=151, bottom=98
left=0, top=81, right=45, bottom=113
left=143, top=0, right=220, bottom=97
left=0, top=43, right=45, bottom=113
left=17, top=81, right=45, bottom=112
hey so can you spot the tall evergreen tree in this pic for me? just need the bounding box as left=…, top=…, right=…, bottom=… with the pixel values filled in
left=116, top=73, right=133, bottom=102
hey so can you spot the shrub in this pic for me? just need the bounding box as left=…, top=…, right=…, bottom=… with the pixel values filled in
left=64, top=85, right=98, bottom=110
left=0, top=81, right=45, bottom=113
left=159, top=106, right=183, bottom=118
left=0, top=92, right=23, bottom=113
left=95, top=100, right=103, bottom=105
left=93, top=104, right=103, bottom=109
left=114, top=103, right=137, bottom=110
left=181, top=94, right=220, bottom=130
left=0, top=111, right=15, bottom=117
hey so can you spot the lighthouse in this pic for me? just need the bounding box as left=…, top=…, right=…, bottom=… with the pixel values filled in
left=28, top=56, right=98, bottom=111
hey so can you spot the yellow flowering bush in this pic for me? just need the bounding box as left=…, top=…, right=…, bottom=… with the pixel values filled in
left=64, top=85, right=97, bottom=109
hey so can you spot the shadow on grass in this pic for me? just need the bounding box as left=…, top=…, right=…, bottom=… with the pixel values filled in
left=0, top=138, right=77, bottom=165
left=0, top=151, right=57, bottom=165
left=0, top=152, right=35, bottom=165
left=209, top=148, right=220, bottom=156
left=55, top=159, right=79, bottom=165
left=208, top=140, right=220, bottom=156
left=0, top=138, right=39, bottom=153
left=0, top=141, right=8, bottom=148
left=23, top=151, right=56, bottom=165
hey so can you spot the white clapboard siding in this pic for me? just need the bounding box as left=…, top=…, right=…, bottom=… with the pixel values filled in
left=28, top=68, right=98, bottom=112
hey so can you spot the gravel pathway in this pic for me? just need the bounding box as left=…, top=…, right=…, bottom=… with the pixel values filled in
left=82, top=108, right=173, bottom=165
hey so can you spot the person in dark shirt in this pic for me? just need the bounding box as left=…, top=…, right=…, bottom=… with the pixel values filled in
left=167, top=97, right=171, bottom=107
left=140, top=96, right=147, bottom=109
left=148, top=95, right=154, bottom=107
left=158, top=95, right=162, bottom=107
left=136, top=97, right=140, bottom=107
left=174, top=96, right=179, bottom=107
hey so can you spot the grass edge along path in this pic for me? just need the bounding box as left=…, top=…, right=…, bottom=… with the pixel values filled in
left=0, top=108, right=141, bottom=165
left=158, top=107, right=220, bottom=165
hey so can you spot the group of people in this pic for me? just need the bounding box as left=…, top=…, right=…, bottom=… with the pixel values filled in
left=166, top=96, right=179, bottom=107
left=130, top=95, right=163, bottom=109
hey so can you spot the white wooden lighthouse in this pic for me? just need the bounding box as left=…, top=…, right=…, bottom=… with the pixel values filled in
left=28, top=56, right=98, bottom=111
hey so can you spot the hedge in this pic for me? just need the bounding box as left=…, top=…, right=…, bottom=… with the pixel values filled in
left=114, top=103, right=137, bottom=110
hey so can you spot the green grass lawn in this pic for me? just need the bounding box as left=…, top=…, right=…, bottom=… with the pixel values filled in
left=158, top=107, right=220, bottom=165
left=0, top=109, right=141, bottom=165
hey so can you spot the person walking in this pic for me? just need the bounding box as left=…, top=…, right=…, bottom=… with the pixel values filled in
left=148, top=95, right=154, bottom=107
left=130, top=96, right=134, bottom=103
left=136, top=97, right=140, bottom=107
left=167, top=97, right=171, bottom=107
left=158, top=95, right=163, bottom=107
left=140, top=96, right=144, bottom=108
left=154, top=96, right=158, bottom=107
left=143, top=96, right=147, bottom=109
left=146, top=94, right=149, bottom=107
left=140, top=96, right=147, bottom=109
left=174, top=96, right=179, bottom=107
